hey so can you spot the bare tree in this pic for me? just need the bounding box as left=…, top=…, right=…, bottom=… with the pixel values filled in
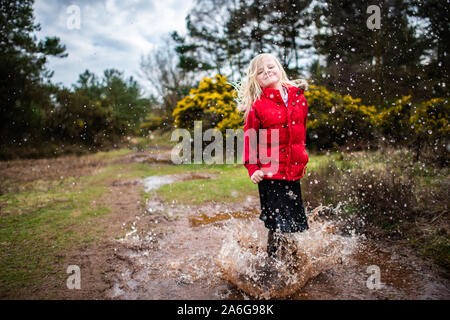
left=139, top=36, right=194, bottom=129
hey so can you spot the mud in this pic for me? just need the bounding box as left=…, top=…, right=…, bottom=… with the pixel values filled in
left=0, top=154, right=105, bottom=194
left=3, top=150, right=448, bottom=300
left=104, top=181, right=450, bottom=300
left=115, top=148, right=174, bottom=165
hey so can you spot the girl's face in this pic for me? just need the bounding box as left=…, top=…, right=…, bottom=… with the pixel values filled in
left=255, top=56, right=281, bottom=89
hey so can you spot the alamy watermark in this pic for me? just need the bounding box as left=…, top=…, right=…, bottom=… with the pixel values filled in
left=366, top=265, right=384, bottom=290
left=367, top=5, right=381, bottom=30
left=170, top=121, right=280, bottom=173
left=66, top=5, right=81, bottom=30
left=66, top=265, right=81, bottom=290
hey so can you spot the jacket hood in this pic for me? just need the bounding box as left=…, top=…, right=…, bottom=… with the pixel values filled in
left=292, top=79, right=308, bottom=91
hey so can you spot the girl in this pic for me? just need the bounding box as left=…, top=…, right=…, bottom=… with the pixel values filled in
left=238, top=53, right=310, bottom=259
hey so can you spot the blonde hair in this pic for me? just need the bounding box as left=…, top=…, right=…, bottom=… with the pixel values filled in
left=231, top=53, right=309, bottom=121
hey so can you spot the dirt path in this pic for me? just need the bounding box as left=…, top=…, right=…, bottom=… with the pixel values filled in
left=102, top=191, right=450, bottom=300
left=2, top=149, right=449, bottom=299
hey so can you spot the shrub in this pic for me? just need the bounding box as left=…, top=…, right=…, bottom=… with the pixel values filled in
left=305, top=85, right=377, bottom=150
left=373, top=95, right=413, bottom=142
left=173, top=74, right=242, bottom=134
left=140, top=116, right=164, bottom=133
left=409, top=98, right=449, bottom=166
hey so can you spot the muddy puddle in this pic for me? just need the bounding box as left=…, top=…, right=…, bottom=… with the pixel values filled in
left=105, top=174, right=450, bottom=300
left=143, top=172, right=217, bottom=192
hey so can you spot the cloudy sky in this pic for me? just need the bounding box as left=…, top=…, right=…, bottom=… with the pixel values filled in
left=34, top=0, right=195, bottom=93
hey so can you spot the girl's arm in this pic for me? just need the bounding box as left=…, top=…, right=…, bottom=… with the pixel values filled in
left=243, top=106, right=261, bottom=179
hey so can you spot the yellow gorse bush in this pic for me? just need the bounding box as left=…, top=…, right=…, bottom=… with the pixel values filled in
left=371, top=95, right=413, bottom=139
left=173, top=74, right=242, bottom=134
left=304, top=85, right=377, bottom=147
left=173, top=75, right=448, bottom=151
left=410, top=98, right=449, bottom=138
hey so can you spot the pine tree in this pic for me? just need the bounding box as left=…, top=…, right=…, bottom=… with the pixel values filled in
left=0, top=0, right=67, bottom=144
left=410, top=0, right=450, bottom=98
left=312, top=0, right=428, bottom=105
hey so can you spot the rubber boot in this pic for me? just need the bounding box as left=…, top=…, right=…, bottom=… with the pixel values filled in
left=267, top=230, right=283, bottom=258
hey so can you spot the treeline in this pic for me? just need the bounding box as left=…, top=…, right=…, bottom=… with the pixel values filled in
left=0, top=69, right=153, bottom=160
left=171, top=0, right=449, bottom=104
left=172, top=75, right=448, bottom=166
left=0, top=0, right=154, bottom=159
left=48, top=69, right=152, bottom=146
left=154, top=0, right=448, bottom=166
left=1, top=0, right=448, bottom=161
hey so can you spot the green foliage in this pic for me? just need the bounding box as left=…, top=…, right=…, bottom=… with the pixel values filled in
left=0, top=0, right=67, bottom=144
left=410, top=0, right=450, bottom=98
left=140, top=116, right=164, bottom=132
left=173, top=75, right=242, bottom=133
left=312, top=0, right=431, bottom=103
left=372, top=96, right=449, bottom=164
left=45, top=69, right=153, bottom=147
left=172, top=0, right=313, bottom=79
left=305, top=85, right=377, bottom=150
left=0, top=1, right=157, bottom=158
left=410, top=98, right=449, bottom=143
left=409, top=97, right=449, bottom=164
left=305, top=86, right=448, bottom=165
left=174, top=0, right=447, bottom=103
left=374, top=96, right=414, bottom=141
left=102, top=69, right=151, bottom=134
left=0, top=67, right=155, bottom=160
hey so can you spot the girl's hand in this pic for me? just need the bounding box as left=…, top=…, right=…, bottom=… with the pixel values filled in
left=250, top=170, right=264, bottom=184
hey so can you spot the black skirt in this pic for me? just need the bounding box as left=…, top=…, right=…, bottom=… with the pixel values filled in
left=257, top=178, right=309, bottom=233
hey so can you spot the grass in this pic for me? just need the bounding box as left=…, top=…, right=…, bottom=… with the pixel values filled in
left=92, top=148, right=133, bottom=162
left=302, top=147, right=449, bottom=270
left=155, top=165, right=257, bottom=205
left=0, top=184, right=111, bottom=295
left=0, top=146, right=247, bottom=296
left=423, top=240, right=450, bottom=270
left=0, top=145, right=172, bottom=296
left=134, top=129, right=178, bottom=150
left=1, top=142, right=448, bottom=297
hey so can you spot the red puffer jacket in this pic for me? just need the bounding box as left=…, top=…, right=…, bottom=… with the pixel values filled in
left=243, top=84, right=309, bottom=181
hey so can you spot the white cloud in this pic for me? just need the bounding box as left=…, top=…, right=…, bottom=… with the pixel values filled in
left=34, top=0, right=194, bottom=93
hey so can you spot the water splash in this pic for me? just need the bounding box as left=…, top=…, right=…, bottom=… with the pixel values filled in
left=107, top=195, right=449, bottom=300
left=216, top=206, right=359, bottom=299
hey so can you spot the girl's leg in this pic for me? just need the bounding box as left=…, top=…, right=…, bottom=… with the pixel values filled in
left=267, top=230, right=276, bottom=257
left=267, top=229, right=284, bottom=258
left=267, top=230, right=300, bottom=267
